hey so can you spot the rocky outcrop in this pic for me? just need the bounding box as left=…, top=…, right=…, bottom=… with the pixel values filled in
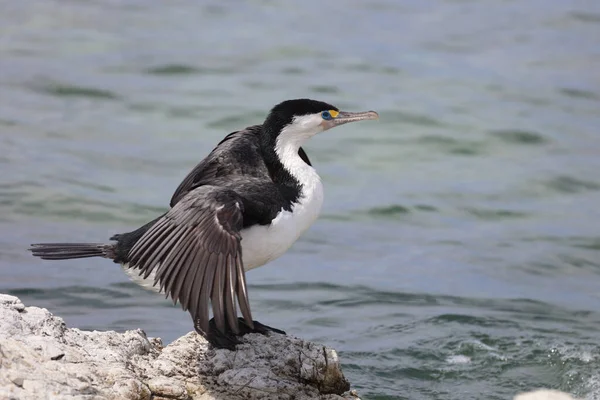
left=514, top=390, right=581, bottom=400
left=0, top=294, right=358, bottom=400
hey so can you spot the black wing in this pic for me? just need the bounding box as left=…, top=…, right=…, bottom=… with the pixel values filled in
left=170, top=125, right=312, bottom=207
left=170, top=126, right=265, bottom=207
left=127, top=185, right=252, bottom=335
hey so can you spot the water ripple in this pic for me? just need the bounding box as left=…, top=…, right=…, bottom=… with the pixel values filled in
left=489, top=129, right=548, bottom=145
left=32, top=82, right=121, bottom=100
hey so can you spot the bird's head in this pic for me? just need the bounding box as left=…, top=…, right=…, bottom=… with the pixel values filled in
left=262, top=98, right=379, bottom=151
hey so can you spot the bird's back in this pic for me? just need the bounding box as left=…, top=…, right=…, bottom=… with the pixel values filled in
left=170, top=125, right=271, bottom=207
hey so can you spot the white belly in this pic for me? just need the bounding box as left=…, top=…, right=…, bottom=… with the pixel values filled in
left=241, top=179, right=324, bottom=270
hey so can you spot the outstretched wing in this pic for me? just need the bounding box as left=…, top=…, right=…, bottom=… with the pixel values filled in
left=127, top=185, right=252, bottom=335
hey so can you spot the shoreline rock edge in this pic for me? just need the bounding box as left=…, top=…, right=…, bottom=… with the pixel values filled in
left=0, top=293, right=358, bottom=400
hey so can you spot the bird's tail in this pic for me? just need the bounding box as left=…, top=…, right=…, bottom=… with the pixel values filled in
left=29, top=243, right=114, bottom=260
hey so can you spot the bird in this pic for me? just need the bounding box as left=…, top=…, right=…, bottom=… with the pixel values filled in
left=29, top=98, right=379, bottom=349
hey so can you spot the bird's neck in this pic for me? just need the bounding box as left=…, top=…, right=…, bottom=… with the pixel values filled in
left=261, top=127, right=320, bottom=208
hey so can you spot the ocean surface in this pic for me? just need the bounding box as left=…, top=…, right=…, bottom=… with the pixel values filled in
left=1, top=1, right=600, bottom=399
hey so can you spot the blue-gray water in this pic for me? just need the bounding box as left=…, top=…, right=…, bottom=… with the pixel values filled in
left=1, top=1, right=600, bottom=399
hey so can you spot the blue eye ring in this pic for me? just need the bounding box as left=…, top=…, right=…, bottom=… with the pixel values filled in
left=321, top=111, right=332, bottom=120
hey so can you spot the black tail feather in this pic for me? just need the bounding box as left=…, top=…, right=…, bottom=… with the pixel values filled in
left=29, top=243, right=114, bottom=261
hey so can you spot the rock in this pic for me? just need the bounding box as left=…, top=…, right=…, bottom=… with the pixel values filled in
left=0, top=294, right=358, bottom=400
left=514, top=390, right=581, bottom=400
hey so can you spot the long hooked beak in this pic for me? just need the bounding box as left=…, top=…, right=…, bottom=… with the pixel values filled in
left=325, top=110, right=379, bottom=130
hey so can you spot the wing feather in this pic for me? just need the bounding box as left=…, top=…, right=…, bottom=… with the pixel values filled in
left=225, top=254, right=238, bottom=333
left=127, top=186, right=252, bottom=337
left=170, top=240, right=202, bottom=305
left=160, top=232, right=196, bottom=292
left=235, top=255, right=253, bottom=324
left=158, top=234, right=195, bottom=293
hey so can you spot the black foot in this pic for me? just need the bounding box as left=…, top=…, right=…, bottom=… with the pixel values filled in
left=197, top=318, right=286, bottom=350
left=237, top=318, right=287, bottom=336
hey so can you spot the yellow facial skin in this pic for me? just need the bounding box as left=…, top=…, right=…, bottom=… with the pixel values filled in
left=320, top=109, right=379, bottom=131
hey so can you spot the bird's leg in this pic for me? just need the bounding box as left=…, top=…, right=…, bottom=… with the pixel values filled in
left=196, top=319, right=242, bottom=350
left=198, top=318, right=286, bottom=350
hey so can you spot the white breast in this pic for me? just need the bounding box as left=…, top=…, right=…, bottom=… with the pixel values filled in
left=241, top=168, right=323, bottom=270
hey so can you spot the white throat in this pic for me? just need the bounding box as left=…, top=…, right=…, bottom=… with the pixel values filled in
left=274, top=116, right=322, bottom=186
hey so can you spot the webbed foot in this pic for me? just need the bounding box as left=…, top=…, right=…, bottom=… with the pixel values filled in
left=197, top=318, right=286, bottom=350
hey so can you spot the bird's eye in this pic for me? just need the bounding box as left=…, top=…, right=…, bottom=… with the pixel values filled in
left=321, top=111, right=332, bottom=120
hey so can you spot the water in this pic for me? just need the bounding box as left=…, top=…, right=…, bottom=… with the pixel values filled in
left=1, top=1, right=600, bottom=399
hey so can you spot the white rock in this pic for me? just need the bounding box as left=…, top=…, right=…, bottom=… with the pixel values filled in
left=0, top=293, right=358, bottom=400
left=514, top=389, right=581, bottom=400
